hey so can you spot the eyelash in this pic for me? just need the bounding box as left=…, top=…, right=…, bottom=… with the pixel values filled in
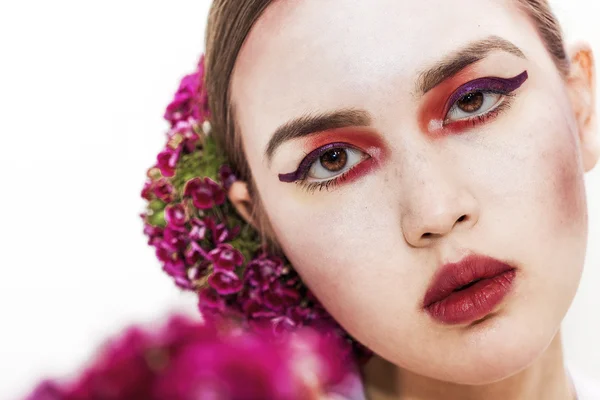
left=446, top=91, right=515, bottom=127
left=292, top=82, right=521, bottom=193
left=295, top=164, right=359, bottom=193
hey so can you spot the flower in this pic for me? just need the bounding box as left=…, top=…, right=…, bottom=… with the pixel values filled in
left=163, top=56, right=210, bottom=127
left=140, top=52, right=372, bottom=367
left=207, top=243, right=244, bottom=272
left=183, top=177, right=225, bottom=209
left=245, top=255, right=285, bottom=290
left=208, top=270, right=244, bottom=295
left=152, top=178, right=175, bottom=203
left=156, top=146, right=181, bottom=178
left=218, top=164, right=237, bottom=191
left=27, top=315, right=359, bottom=400
left=164, top=203, right=187, bottom=228
left=167, top=119, right=201, bottom=153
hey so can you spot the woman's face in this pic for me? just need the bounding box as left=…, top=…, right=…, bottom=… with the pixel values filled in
left=230, top=0, right=596, bottom=384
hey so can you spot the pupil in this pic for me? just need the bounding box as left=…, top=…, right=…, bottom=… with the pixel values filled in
left=320, top=149, right=347, bottom=172
left=457, top=92, right=484, bottom=113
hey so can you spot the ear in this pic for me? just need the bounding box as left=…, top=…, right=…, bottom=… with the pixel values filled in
left=227, top=180, right=257, bottom=228
left=565, top=42, right=599, bottom=172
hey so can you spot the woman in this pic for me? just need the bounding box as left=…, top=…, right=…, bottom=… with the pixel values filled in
left=200, top=0, right=599, bottom=398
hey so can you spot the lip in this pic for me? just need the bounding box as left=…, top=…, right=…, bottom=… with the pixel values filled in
left=422, top=254, right=517, bottom=325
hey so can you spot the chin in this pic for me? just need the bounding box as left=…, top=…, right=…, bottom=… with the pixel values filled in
left=436, top=315, right=558, bottom=385
left=381, top=310, right=561, bottom=386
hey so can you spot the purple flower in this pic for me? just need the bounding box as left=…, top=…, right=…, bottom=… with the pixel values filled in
left=244, top=256, right=285, bottom=290
left=188, top=217, right=207, bottom=241
left=26, top=380, right=65, bottom=400
left=168, top=119, right=201, bottom=153
left=141, top=180, right=153, bottom=201
left=163, top=56, right=210, bottom=127
left=207, top=243, right=244, bottom=272
left=208, top=270, right=243, bottom=295
left=184, top=241, right=206, bottom=265
left=164, top=203, right=187, bottom=228
left=198, top=287, right=225, bottom=313
left=152, top=178, right=175, bottom=203
left=162, top=226, right=187, bottom=252
left=142, top=221, right=163, bottom=246
left=263, top=281, right=301, bottom=312
left=183, top=177, right=225, bottom=210
left=218, top=164, right=237, bottom=191
left=205, top=216, right=240, bottom=244
left=156, top=146, right=181, bottom=178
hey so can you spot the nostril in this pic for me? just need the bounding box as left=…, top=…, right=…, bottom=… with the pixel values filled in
left=457, top=215, right=467, bottom=223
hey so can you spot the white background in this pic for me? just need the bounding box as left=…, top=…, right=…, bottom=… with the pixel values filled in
left=0, top=1, right=598, bottom=398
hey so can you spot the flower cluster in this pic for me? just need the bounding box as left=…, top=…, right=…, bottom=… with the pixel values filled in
left=27, top=315, right=362, bottom=400
left=139, top=55, right=371, bottom=363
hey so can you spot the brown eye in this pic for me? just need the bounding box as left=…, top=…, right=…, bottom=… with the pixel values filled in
left=320, top=148, right=348, bottom=172
left=457, top=92, right=484, bottom=113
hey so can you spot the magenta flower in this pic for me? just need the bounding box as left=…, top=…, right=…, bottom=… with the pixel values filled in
left=163, top=56, right=210, bottom=127
left=168, top=119, right=201, bottom=153
left=188, top=217, right=207, bottom=241
left=263, top=281, right=301, bottom=312
left=198, top=287, right=226, bottom=313
left=164, top=203, right=187, bottom=228
left=245, top=256, right=285, bottom=290
left=205, top=216, right=240, bottom=244
left=218, top=164, right=237, bottom=191
left=156, top=146, right=181, bottom=178
left=207, top=243, right=244, bottom=272
left=141, top=180, right=153, bottom=201
left=208, top=270, right=243, bottom=295
left=184, top=241, right=206, bottom=265
left=162, top=226, right=187, bottom=252
left=142, top=221, right=163, bottom=246
left=183, top=177, right=225, bottom=210
left=152, top=178, right=175, bottom=203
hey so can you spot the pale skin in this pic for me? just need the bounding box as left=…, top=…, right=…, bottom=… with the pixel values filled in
left=223, top=0, right=599, bottom=398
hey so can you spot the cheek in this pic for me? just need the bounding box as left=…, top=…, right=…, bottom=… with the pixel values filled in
left=536, top=111, right=588, bottom=235
left=549, top=137, right=588, bottom=228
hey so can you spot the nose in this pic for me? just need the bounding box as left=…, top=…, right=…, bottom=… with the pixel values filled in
left=400, top=161, right=479, bottom=248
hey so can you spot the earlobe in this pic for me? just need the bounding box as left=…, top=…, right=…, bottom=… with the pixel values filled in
left=566, top=42, right=599, bottom=172
left=228, top=181, right=257, bottom=227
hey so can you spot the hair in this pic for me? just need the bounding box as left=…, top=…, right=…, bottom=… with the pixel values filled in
left=204, top=0, right=570, bottom=244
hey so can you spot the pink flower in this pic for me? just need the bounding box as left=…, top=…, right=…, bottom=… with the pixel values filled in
left=168, top=119, right=201, bottom=153
left=218, top=164, right=237, bottom=190
left=156, top=146, right=181, bottom=178
left=244, top=256, right=285, bottom=290
left=152, top=179, right=175, bottom=203
left=188, top=217, right=207, bottom=241
left=208, top=270, right=244, bottom=295
left=163, top=56, right=210, bottom=127
left=164, top=203, right=187, bottom=228
left=207, top=243, right=244, bottom=272
left=183, top=177, right=225, bottom=210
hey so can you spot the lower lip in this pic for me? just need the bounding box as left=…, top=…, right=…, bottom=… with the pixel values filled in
left=424, top=269, right=516, bottom=325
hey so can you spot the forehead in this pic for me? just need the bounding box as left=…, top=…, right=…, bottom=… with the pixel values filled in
left=231, top=0, right=541, bottom=143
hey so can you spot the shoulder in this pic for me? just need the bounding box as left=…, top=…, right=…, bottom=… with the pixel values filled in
left=569, top=364, right=600, bottom=400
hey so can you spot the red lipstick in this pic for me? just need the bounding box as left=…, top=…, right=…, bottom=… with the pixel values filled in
left=422, top=254, right=517, bottom=325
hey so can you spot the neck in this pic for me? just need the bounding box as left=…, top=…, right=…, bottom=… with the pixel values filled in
left=361, top=329, right=576, bottom=400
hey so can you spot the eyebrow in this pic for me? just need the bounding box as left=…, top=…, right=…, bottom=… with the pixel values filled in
left=264, top=108, right=372, bottom=163
left=417, top=35, right=526, bottom=94
left=265, top=36, right=526, bottom=163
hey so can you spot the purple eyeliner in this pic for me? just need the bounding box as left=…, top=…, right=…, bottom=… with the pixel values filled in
left=444, top=70, right=528, bottom=114
left=278, top=142, right=353, bottom=183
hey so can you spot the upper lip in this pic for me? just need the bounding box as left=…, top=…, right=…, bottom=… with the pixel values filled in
left=422, top=253, right=517, bottom=308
